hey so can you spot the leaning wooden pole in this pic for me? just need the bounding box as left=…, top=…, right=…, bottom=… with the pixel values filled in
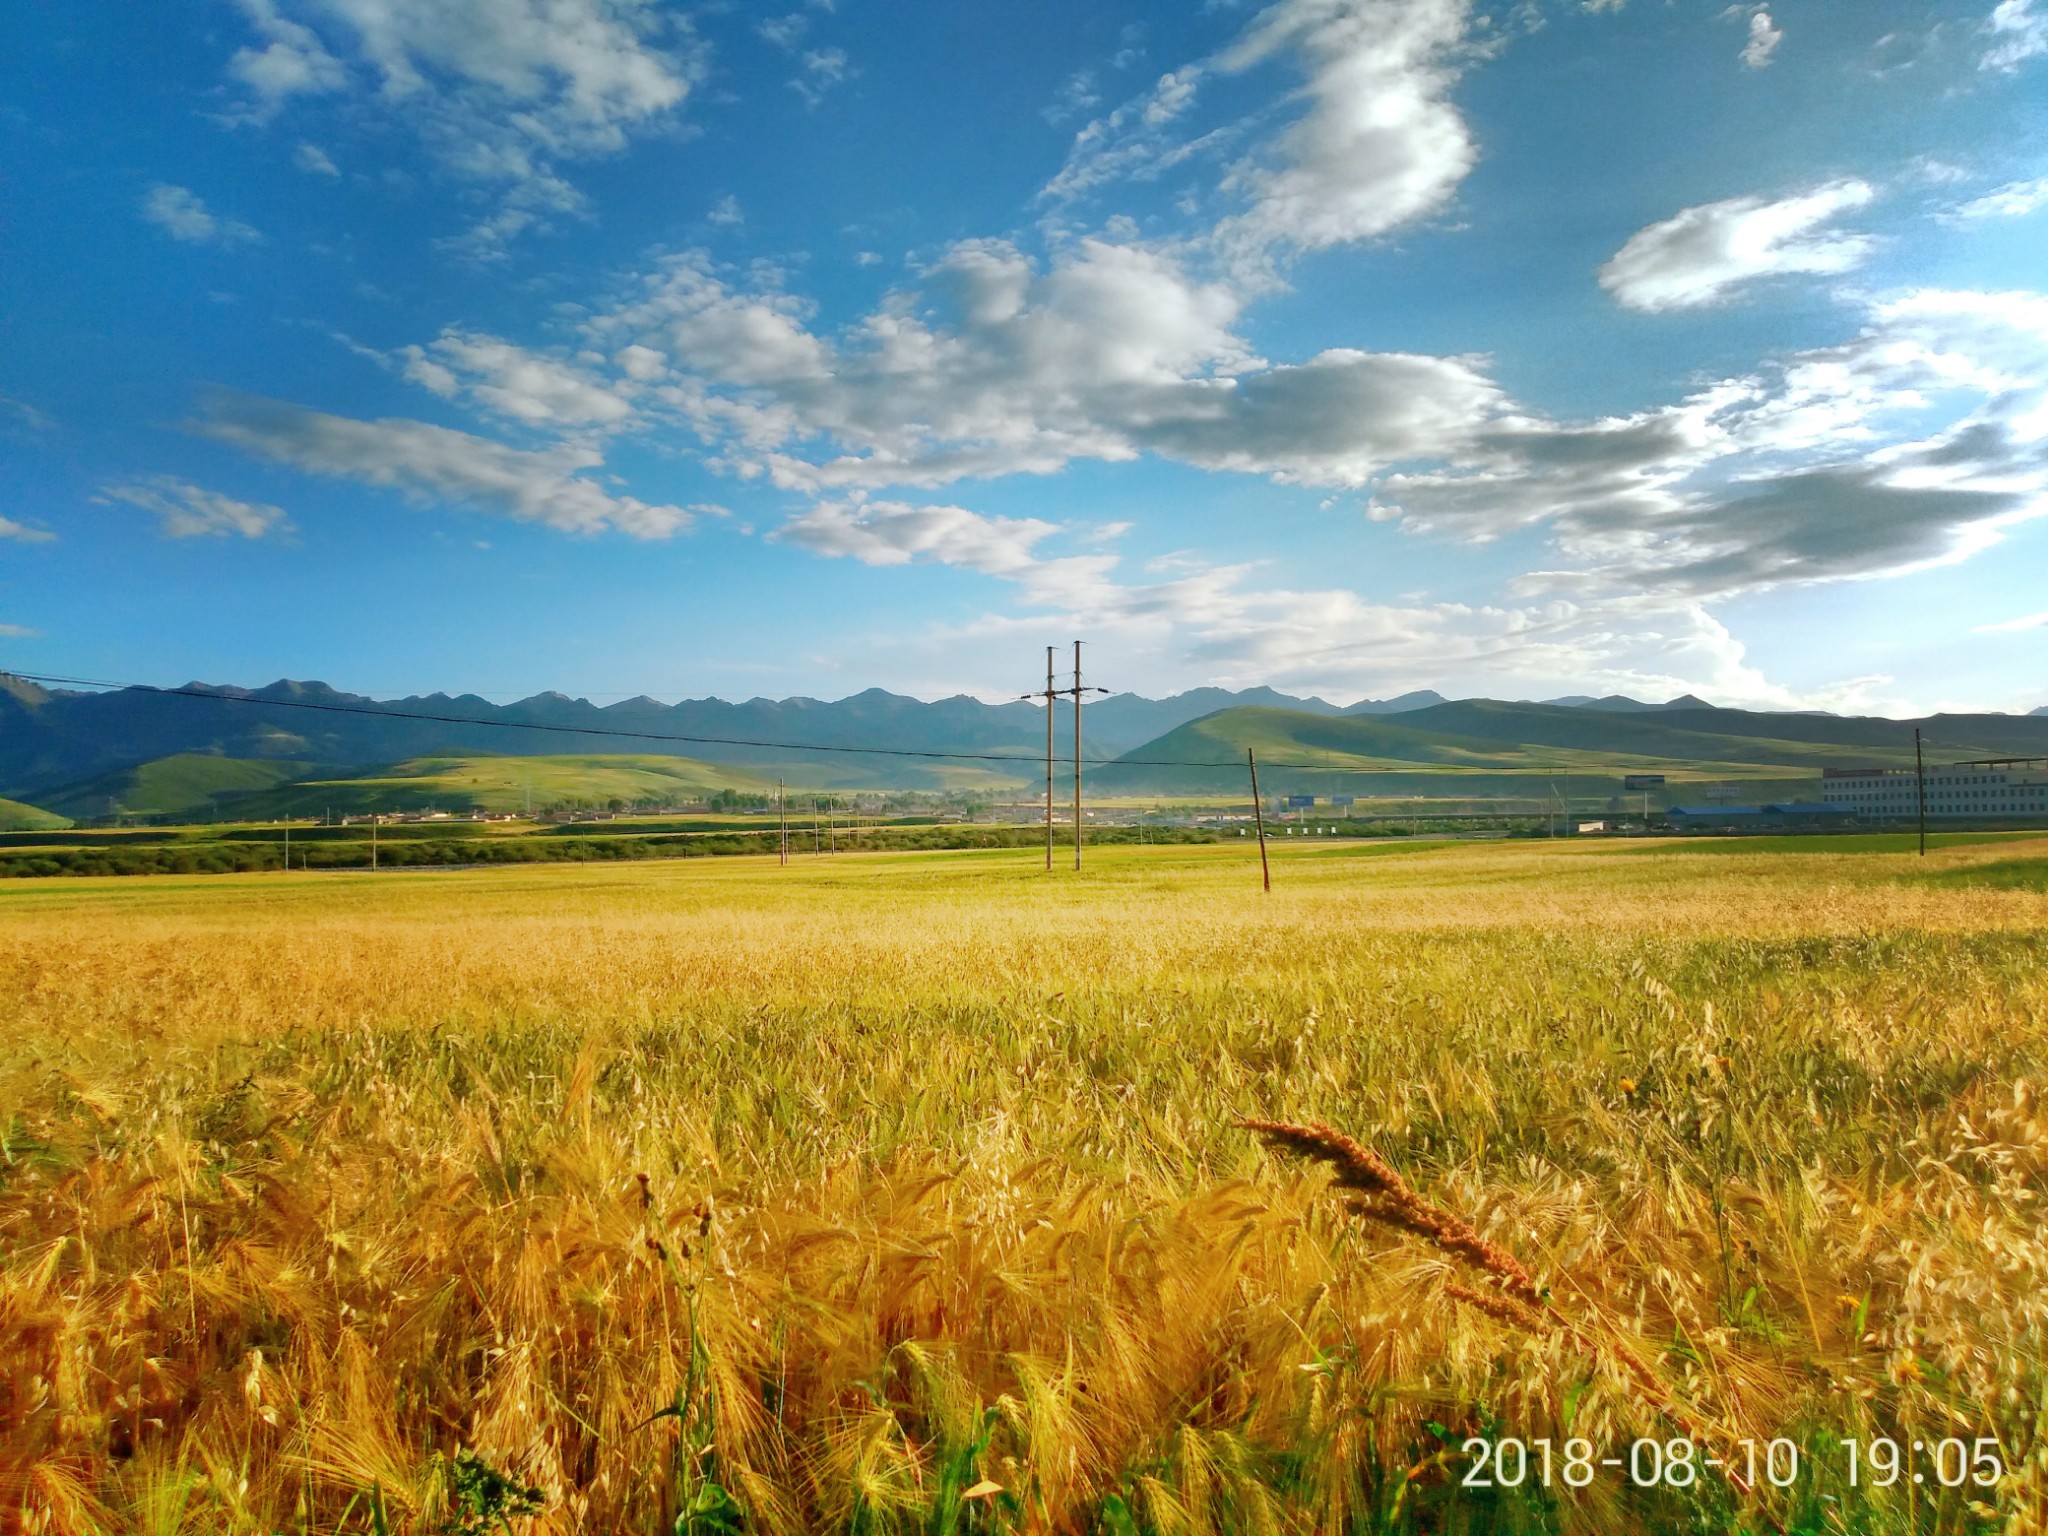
left=1248, top=748, right=1270, bottom=893
left=1072, top=640, right=1084, bottom=871
left=1915, top=727, right=1927, bottom=858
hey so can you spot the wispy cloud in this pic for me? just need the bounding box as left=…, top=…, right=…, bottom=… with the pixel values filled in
left=790, top=46, right=851, bottom=106
left=0, top=515, right=57, bottom=545
left=220, top=0, right=704, bottom=257
left=99, top=476, right=291, bottom=539
left=1976, top=608, right=2048, bottom=632
left=194, top=392, right=691, bottom=538
left=1983, top=0, right=2048, bottom=70
left=1598, top=180, right=1874, bottom=310
left=1739, top=7, right=1783, bottom=68
left=1953, top=175, right=2048, bottom=219
left=141, top=185, right=262, bottom=248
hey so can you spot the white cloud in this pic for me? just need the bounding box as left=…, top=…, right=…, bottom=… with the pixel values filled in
left=0, top=396, right=56, bottom=435
left=774, top=499, right=1059, bottom=575
left=141, top=185, right=262, bottom=248
left=1041, top=0, right=1478, bottom=276
left=1983, top=0, right=2048, bottom=69
left=590, top=239, right=1498, bottom=490
left=791, top=46, right=851, bottom=106
left=775, top=499, right=1829, bottom=708
left=194, top=393, right=691, bottom=537
left=1373, top=287, right=2048, bottom=596
left=1598, top=180, right=1875, bottom=311
left=294, top=141, right=340, bottom=175
left=707, top=194, right=743, bottom=227
left=228, top=0, right=347, bottom=114
left=0, top=623, right=39, bottom=638
left=222, top=0, right=701, bottom=254
left=1043, top=69, right=1101, bottom=125
left=1977, top=609, right=2048, bottom=632
left=100, top=477, right=291, bottom=539
left=1038, top=66, right=1213, bottom=209
left=1953, top=176, right=2048, bottom=219
left=757, top=13, right=808, bottom=51
left=614, top=343, right=668, bottom=381
left=0, top=515, right=56, bottom=544
left=576, top=234, right=2048, bottom=606
left=1740, top=8, right=1783, bottom=67
left=1210, top=0, right=1476, bottom=275
left=399, top=329, right=638, bottom=427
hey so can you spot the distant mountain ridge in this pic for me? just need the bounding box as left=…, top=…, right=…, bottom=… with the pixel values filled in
left=4, top=672, right=2045, bottom=799
left=1538, top=693, right=1719, bottom=712
left=0, top=674, right=1444, bottom=796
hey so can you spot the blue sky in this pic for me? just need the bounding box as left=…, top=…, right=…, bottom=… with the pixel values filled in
left=2, top=0, right=2046, bottom=712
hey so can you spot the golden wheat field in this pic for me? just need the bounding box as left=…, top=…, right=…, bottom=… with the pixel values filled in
left=6, top=835, right=2048, bottom=1535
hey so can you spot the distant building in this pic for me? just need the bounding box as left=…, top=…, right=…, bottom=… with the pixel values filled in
left=1822, top=762, right=2048, bottom=820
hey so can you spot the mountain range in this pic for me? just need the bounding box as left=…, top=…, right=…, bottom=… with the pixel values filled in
left=0, top=675, right=1450, bottom=796
left=4, top=672, right=2046, bottom=812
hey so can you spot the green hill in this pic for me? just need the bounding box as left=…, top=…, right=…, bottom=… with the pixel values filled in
left=0, top=796, right=70, bottom=831
left=1091, top=702, right=1971, bottom=798
left=227, top=753, right=771, bottom=818
left=37, top=754, right=313, bottom=821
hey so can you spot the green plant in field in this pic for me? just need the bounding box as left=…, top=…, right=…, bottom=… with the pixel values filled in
left=643, top=1199, right=746, bottom=1536
left=434, top=1451, right=545, bottom=1534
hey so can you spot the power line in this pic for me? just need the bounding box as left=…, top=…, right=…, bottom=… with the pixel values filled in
left=16, top=668, right=1942, bottom=782
left=8, top=670, right=1053, bottom=768
left=3, top=668, right=1434, bottom=775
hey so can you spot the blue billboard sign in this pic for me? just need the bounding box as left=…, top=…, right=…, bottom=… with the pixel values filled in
left=1285, top=795, right=1315, bottom=808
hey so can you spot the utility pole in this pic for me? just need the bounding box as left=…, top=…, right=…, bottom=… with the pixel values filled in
left=1045, top=646, right=1055, bottom=871
left=283, top=816, right=289, bottom=873
left=779, top=779, right=788, bottom=866
left=1021, top=642, right=1104, bottom=871
left=370, top=812, right=377, bottom=872
left=1915, top=728, right=1927, bottom=857
left=1248, top=749, right=1270, bottom=893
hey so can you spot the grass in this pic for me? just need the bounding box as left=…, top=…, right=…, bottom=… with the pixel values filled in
left=30, top=752, right=774, bottom=824
left=4, top=836, right=2048, bottom=1533
left=0, top=823, right=1222, bottom=878
left=0, top=794, right=69, bottom=831
left=247, top=753, right=771, bottom=818
left=34, top=754, right=311, bottom=821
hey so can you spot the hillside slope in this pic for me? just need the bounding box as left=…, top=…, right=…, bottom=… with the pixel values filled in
left=1095, top=702, right=2048, bottom=796
left=0, top=796, right=69, bottom=831
left=30, top=752, right=774, bottom=822
left=1405, top=699, right=2048, bottom=759
left=0, top=676, right=1357, bottom=793
left=233, top=754, right=770, bottom=817
left=37, top=754, right=312, bottom=820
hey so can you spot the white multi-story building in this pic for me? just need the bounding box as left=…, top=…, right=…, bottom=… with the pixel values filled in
left=1821, top=762, right=2048, bottom=820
